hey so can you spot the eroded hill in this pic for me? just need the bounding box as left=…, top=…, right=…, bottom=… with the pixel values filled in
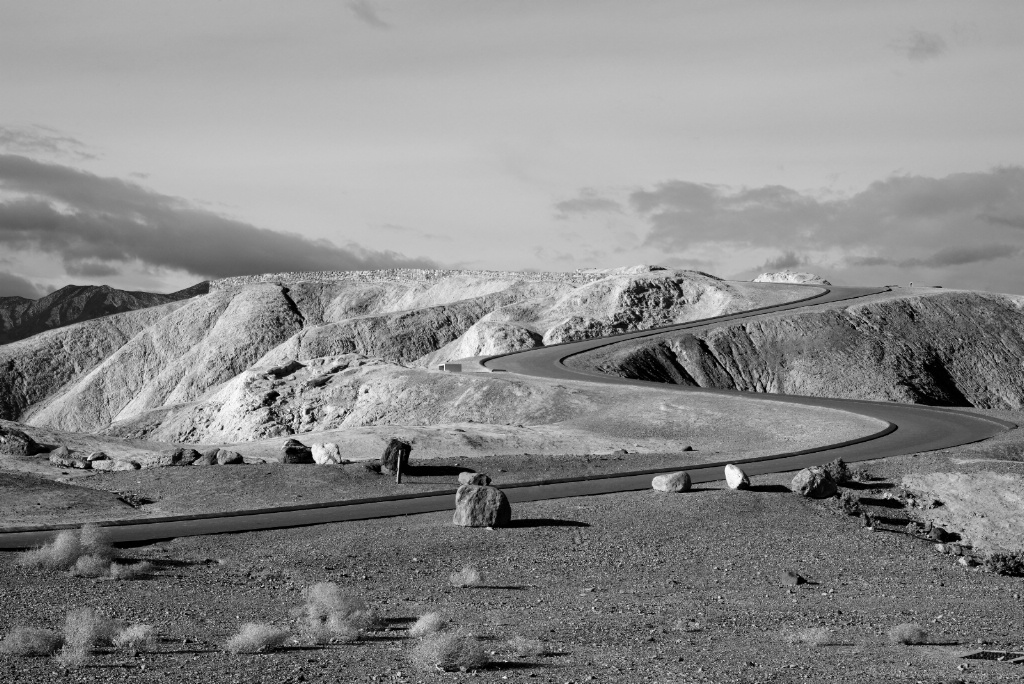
left=568, top=289, right=1024, bottom=409
left=0, top=282, right=208, bottom=345
left=0, top=267, right=817, bottom=439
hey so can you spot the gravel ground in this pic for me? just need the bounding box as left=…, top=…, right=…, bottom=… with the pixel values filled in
left=2, top=463, right=1023, bottom=683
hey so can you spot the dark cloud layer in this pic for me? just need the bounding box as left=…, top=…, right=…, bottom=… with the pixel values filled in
left=0, top=271, right=44, bottom=299
left=554, top=192, right=622, bottom=219
left=567, top=167, right=1024, bottom=292
left=0, top=154, right=435, bottom=281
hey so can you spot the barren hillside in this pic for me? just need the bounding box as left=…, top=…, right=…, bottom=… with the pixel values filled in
left=0, top=267, right=817, bottom=439
left=569, top=289, right=1024, bottom=409
left=0, top=282, right=208, bottom=344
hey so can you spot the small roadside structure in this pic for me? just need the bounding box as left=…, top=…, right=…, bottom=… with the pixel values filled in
left=381, top=438, right=411, bottom=475
left=438, top=363, right=463, bottom=372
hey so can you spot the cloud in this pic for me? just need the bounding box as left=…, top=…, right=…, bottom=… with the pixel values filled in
left=890, top=30, right=947, bottom=61
left=0, top=271, right=44, bottom=299
left=758, top=251, right=804, bottom=271
left=0, top=154, right=436, bottom=280
left=348, top=0, right=390, bottom=29
left=900, top=244, right=1021, bottom=268
left=554, top=190, right=623, bottom=219
left=626, top=167, right=1024, bottom=293
left=0, top=125, right=95, bottom=161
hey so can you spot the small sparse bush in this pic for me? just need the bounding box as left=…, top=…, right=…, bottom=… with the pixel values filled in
left=783, top=627, right=834, bottom=647
left=224, top=623, right=289, bottom=654
left=55, top=608, right=122, bottom=668
left=411, top=630, right=488, bottom=672
left=54, top=644, right=88, bottom=668
left=508, top=635, right=544, bottom=657
left=409, top=612, right=447, bottom=638
left=108, top=561, right=153, bottom=580
left=297, top=582, right=379, bottom=643
left=837, top=490, right=861, bottom=516
left=823, top=458, right=850, bottom=485
left=63, top=608, right=122, bottom=649
left=19, top=530, right=82, bottom=571
left=984, top=551, right=1024, bottom=577
left=0, top=627, right=63, bottom=656
left=79, top=523, right=114, bottom=561
left=888, top=623, right=929, bottom=645
left=19, top=524, right=119, bottom=574
left=449, top=564, right=482, bottom=589
left=113, top=624, right=156, bottom=654
left=71, top=554, right=111, bottom=578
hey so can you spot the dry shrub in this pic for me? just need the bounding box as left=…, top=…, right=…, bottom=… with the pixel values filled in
left=297, top=582, right=379, bottom=643
left=449, top=564, right=482, bottom=589
left=508, top=634, right=544, bottom=657
left=56, top=608, right=122, bottom=668
left=113, top=625, right=156, bottom=654
left=782, top=627, right=835, bottom=647
left=409, top=612, right=447, bottom=638
left=19, top=524, right=120, bottom=575
left=18, top=530, right=82, bottom=571
left=79, top=523, right=114, bottom=561
left=984, top=551, right=1024, bottom=577
left=888, top=623, right=929, bottom=645
left=0, top=627, right=63, bottom=656
left=224, top=623, right=289, bottom=654
left=411, top=630, right=488, bottom=672
left=109, top=561, right=153, bottom=580
left=70, top=554, right=111, bottom=578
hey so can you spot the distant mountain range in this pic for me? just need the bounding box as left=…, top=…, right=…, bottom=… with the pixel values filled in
left=0, top=282, right=209, bottom=345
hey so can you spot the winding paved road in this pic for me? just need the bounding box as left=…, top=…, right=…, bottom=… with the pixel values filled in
left=0, top=284, right=1015, bottom=549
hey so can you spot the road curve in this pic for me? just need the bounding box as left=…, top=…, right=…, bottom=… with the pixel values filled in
left=0, top=285, right=1015, bottom=549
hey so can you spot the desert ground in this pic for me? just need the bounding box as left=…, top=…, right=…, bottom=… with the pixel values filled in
left=2, top=267, right=1023, bottom=682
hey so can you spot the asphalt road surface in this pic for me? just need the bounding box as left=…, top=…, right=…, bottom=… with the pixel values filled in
left=0, top=285, right=1014, bottom=549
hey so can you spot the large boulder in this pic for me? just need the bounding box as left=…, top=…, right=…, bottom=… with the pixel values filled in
left=216, top=449, right=244, bottom=465
left=791, top=466, right=837, bottom=498
left=724, top=464, right=750, bottom=490
left=48, top=446, right=90, bottom=469
left=281, top=439, right=314, bottom=464
left=381, top=438, right=411, bottom=474
left=192, top=448, right=220, bottom=466
left=155, top=447, right=202, bottom=467
left=452, top=485, right=512, bottom=528
left=652, top=471, right=692, bottom=493
left=312, top=442, right=344, bottom=465
left=0, top=426, right=41, bottom=456
left=86, top=451, right=109, bottom=462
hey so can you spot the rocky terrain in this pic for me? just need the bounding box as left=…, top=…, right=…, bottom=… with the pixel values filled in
left=571, top=288, right=1024, bottom=410
left=754, top=269, right=832, bottom=286
left=0, top=282, right=208, bottom=345
left=0, top=267, right=818, bottom=441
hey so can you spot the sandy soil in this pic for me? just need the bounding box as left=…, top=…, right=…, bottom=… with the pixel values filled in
left=2, top=467, right=1023, bottom=683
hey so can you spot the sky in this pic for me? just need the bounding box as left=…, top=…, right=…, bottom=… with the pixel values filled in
left=1, top=0, right=1023, bottom=298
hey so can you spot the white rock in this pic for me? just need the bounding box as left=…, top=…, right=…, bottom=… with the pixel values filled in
left=753, top=270, right=831, bottom=286
left=458, top=472, right=491, bottom=486
left=651, top=471, right=692, bottom=493
left=311, top=442, right=343, bottom=464
left=724, top=464, right=750, bottom=490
